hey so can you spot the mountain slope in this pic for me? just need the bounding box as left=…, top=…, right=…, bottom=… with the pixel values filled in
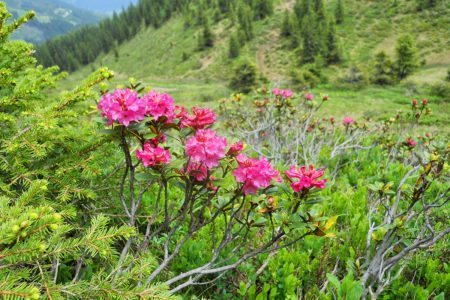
left=56, top=0, right=449, bottom=131
left=70, top=0, right=449, bottom=84
left=4, top=0, right=100, bottom=43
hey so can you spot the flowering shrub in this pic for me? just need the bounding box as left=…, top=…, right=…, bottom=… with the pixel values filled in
left=233, top=154, right=281, bottom=195
left=96, top=84, right=336, bottom=294
left=218, top=88, right=368, bottom=166
left=185, top=129, right=227, bottom=168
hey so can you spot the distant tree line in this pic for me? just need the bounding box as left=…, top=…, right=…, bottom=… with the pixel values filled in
left=36, top=0, right=188, bottom=71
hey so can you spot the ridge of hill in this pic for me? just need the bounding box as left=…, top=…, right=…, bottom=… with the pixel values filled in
left=4, top=0, right=100, bottom=44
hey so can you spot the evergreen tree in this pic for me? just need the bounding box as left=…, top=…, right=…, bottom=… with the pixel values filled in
left=229, top=59, right=257, bottom=93
left=229, top=33, right=240, bottom=58
left=281, top=10, right=293, bottom=37
left=371, top=51, right=395, bottom=85
left=325, top=17, right=341, bottom=64
left=237, top=3, right=254, bottom=41
left=417, top=0, right=439, bottom=10
left=294, top=0, right=310, bottom=22
left=198, top=18, right=214, bottom=50
left=314, top=0, right=326, bottom=20
left=335, top=0, right=344, bottom=24
left=253, top=0, right=274, bottom=20
left=395, top=35, right=418, bottom=79
left=300, top=14, right=321, bottom=64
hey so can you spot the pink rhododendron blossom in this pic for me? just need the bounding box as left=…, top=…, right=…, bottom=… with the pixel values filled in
left=136, top=142, right=171, bottom=167
left=142, top=91, right=175, bottom=122
left=227, top=141, right=244, bottom=156
left=305, top=93, right=314, bottom=101
left=285, top=165, right=326, bottom=192
left=233, top=154, right=280, bottom=195
left=180, top=107, right=216, bottom=129
left=406, top=137, right=417, bottom=148
left=272, top=88, right=294, bottom=99
left=186, top=129, right=227, bottom=168
left=186, top=162, right=208, bottom=181
left=343, top=116, right=355, bottom=125
left=98, top=89, right=146, bottom=126
left=148, top=134, right=167, bottom=147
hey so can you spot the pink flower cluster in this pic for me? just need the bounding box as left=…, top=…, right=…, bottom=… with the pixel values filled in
left=285, top=165, right=326, bottom=192
left=98, top=89, right=176, bottom=126
left=406, top=137, right=417, bottom=148
left=98, top=89, right=147, bottom=127
left=227, top=141, right=244, bottom=156
left=272, top=88, right=294, bottom=99
left=305, top=93, right=314, bottom=101
left=233, top=154, right=280, bottom=195
left=142, top=91, right=175, bottom=122
left=136, top=141, right=171, bottom=167
left=343, top=116, right=355, bottom=125
left=178, top=106, right=216, bottom=130
left=185, top=162, right=208, bottom=182
left=186, top=129, right=227, bottom=168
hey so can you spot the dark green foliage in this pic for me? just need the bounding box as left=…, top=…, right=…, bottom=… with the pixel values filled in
left=395, top=35, right=418, bottom=79
left=281, top=10, right=294, bottom=38
left=229, top=59, right=257, bottom=93
left=335, top=0, right=344, bottom=24
left=325, top=17, right=341, bottom=64
left=417, top=0, right=439, bottom=10
left=371, top=51, right=395, bottom=85
left=252, top=0, right=274, bottom=20
left=237, top=3, right=254, bottom=42
left=340, top=65, right=367, bottom=88
left=198, top=18, right=214, bottom=50
left=300, top=14, right=321, bottom=64
left=229, top=33, right=240, bottom=58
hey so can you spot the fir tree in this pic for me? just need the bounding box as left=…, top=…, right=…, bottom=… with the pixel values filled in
left=335, top=0, right=344, bottom=24
left=229, top=33, right=240, bottom=58
left=371, top=51, right=395, bottom=85
left=281, top=10, right=293, bottom=37
left=198, top=18, right=214, bottom=50
left=325, top=17, right=341, bottom=64
left=229, top=59, right=257, bottom=93
left=300, top=14, right=321, bottom=64
left=395, top=35, right=418, bottom=79
left=237, top=3, right=254, bottom=41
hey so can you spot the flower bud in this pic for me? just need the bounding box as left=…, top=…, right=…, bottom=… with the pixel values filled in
left=20, top=220, right=29, bottom=228
left=49, top=224, right=59, bottom=230
left=412, top=99, right=417, bottom=106
left=21, top=231, right=27, bottom=237
left=322, top=95, right=329, bottom=101
left=422, top=98, right=428, bottom=106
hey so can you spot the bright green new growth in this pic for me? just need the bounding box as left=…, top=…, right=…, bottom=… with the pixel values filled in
left=0, top=4, right=173, bottom=299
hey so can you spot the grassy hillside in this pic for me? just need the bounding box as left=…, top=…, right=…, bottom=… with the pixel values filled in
left=5, top=0, right=100, bottom=43
left=61, top=0, right=449, bottom=131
